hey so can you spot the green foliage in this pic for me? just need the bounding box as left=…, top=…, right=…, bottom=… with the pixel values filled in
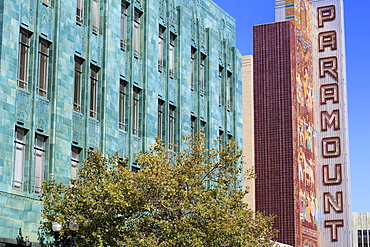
left=40, top=134, right=275, bottom=246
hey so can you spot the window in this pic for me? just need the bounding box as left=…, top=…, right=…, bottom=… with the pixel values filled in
left=71, top=146, right=81, bottom=180
left=191, top=116, right=196, bottom=137
left=218, top=66, right=223, bottom=106
left=226, top=72, right=232, bottom=111
left=13, top=128, right=27, bottom=189
left=90, top=66, right=99, bottom=118
left=158, top=99, right=164, bottom=139
left=74, top=57, right=83, bottom=112
left=18, top=30, right=31, bottom=90
left=200, top=53, right=206, bottom=95
left=92, top=0, right=99, bottom=33
left=219, top=130, right=224, bottom=149
left=120, top=1, right=128, bottom=49
left=200, top=120, right=206, bottom=133
left=364, top=230, right=368, bottom=247
left=42, top=0, right=50, bottom=5
left=227, top=134, right=233, bottom=142
left=158, top=26, right=164, bottom=71
left=359, top=230, right=363, bottom=247
left=76, top=0, right=84, bottom=23
left=169, top=105, right=176, bottom=146
left=119, top=80, right=128, bottom=130
left=132, top=87, right=140, bottom=135
left=169, top=33, right=176, bottom=78
left=191, top=47, right=196, bottom=90
left=38, top=39, right=50, bottom=97
left=134, top=10, right=141, bottom=57
left=34, top=134, right=46, bottom=194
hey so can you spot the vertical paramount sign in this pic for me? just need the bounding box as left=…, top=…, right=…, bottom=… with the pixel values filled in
left=312, top=0, right=352, bottom=246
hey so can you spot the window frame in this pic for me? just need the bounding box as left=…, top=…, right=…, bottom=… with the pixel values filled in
left=92, top=0, right=100, bottom=33
left=74, top=57, right=84, bottom=112
left=169, top=33, right=176, bottom=78
left=17, top=29, right=31, bottom=90
left=120, top=1, right=129, bottom=49
left=76, top=0, right=84, bottom=23
left=37, top=39, right=50, bottom=98
left=90, top=65, right=99, bottom=118
left=119, top=80, right=128, bottom=130
left=169, top=105, right=176, bottom=146
left=13, top=127, right=27, bottom=190
left=133, top=10, right=142, bottom=57
left=71, top=146, right=81, bottom=180
left=34, top=134, right=46, bottom=194
left=158, top=99, right=164, bottom=139
left=132, top=86, right=140, bottom=136
left=199, top=53, right=206, bottom=95
left=158, top=26, right=165, bottom=71
left=191, top=47, right=196, bottom=90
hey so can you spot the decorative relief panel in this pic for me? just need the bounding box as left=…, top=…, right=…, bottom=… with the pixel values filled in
left=119, top=131, right=128, bottom=157
left=132, top=135, right=141, bottom=154
left=88, top=118, right=100, bottom=149
left=90, top=34, right=102, bottom=64
left=16, top=89, right=31, bottom=128
left=75, top=25, right=86, bottom=55
left=72, top=112, right=83, bottom=145
left=35, top=96, right=50, bottom=135
left=39, top=2, right=53, bottom=39
left=21, top=0, right=35, bottom=27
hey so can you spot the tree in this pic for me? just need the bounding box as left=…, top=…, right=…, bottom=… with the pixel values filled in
left=40, top=134, right=275, bottom=246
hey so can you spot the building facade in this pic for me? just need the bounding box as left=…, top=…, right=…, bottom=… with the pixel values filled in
left=353, top=213, right=370, bottom=247
left=0, top=0, right=242, bottom=244
left=254, top=0, right=351, bottom=246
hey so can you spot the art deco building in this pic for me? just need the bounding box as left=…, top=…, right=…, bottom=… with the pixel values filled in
left=253, top=0, right=351, bottom=246
left=0, top=0, right=242, bottom=244
left=353, top=213, right=370, bottom=247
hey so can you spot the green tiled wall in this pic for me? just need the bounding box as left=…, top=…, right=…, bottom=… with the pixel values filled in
left=0, top=0, right=242, bottom=243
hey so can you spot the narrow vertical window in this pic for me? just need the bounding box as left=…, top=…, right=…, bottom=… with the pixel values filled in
left=200, top=53, right=206, bottom=95
left=134, top=10, right=141, bottom=57
left=191, top=47, right=196, bottom=90
left=18, top=30, right=31, bottom=90
left=226, top=71, right=232, bottom=111
left=200, top=120, right=206, bottom=133
left=92, top=0, right=99, bottom=33
left=71, top=146, right=81, bottom=180
left=132, top=87, right=140, bottom=136
left=158, top=99, right=164, bottom=139
left=169, top=33, right=176, bottom=78
left=90, top=66, right=99, bottom=118
left=219, top=130, right=224, bottom=149
left=74, top=57, right=83, bottom=112
left=218, top=66, right=223, bottom=106
left=13, top=128, right=26, bottom=189
left=76, top=0, right=84, bottom=23
left=227, top=134, right=233, bottom=142
left=191, top=116, right=196, bottom=137
left=120, top=2, right=128, bottom=49
left=38, top=40, right=50, bottom=97
left=34, top=134, right=46, bottom=194
left=119, top=80, right=128, bottom=130
left=158, top=26, right=164, bottom=71
left=364, top=230, right=368, bottom=247
left=358, top=230, right=363, bottom=247
left=169, top=105, right=176, bottom=146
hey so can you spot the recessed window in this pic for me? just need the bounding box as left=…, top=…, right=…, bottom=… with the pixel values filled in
left=37, top=39, right=50, bottom=97
left=17, top=30, right=31, bottom=90
left=191, top=47, right=196, bottom=90
left=76, top=0, right=84, bottom=23
left=200, top=53, right=206, bottom=95
left=90, top=66, right=99, bottom=118
left=169, top=105, right=176, bottom=145
left=218, top=66, right=223, bottom=106
left=13, top=127, right=27, bottom=190
left=191, top=116, right=196, bottom=138
left=134, top=10, right=141, bottom=57
left=119, top=80, right=128, bottom=130
left=71, top=146, right=81, bottom=180
left=169, top=33, right=176, bottom=78
left=200, top=120, right=206, bottom=133
left=158, top=99, right=164, bottom=139
left=158, top=26, right=165, bottom=71
left=74, top=57, right=84, bottom=112
left=120, top=1, right=128, bottom=49
left=132, top=87, right=141, bottom=136
left=92, top=0, right=99, bottom=33
left=34, top=134, right=46, bottom=194
left=226, top=71, right=232, bottom=111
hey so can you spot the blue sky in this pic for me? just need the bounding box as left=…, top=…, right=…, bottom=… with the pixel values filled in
left=213, top=0, right=370, bottom=213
